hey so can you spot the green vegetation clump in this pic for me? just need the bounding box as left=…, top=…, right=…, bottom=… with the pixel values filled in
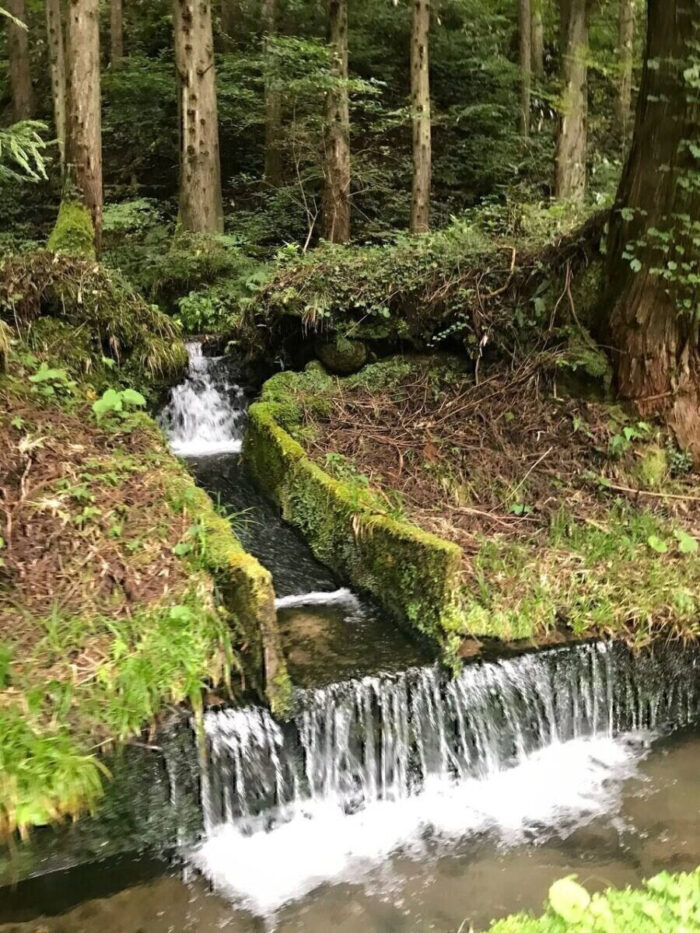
left=487, top=871, right=700, bottom=932
left=47, top=200, right=96, bottom=259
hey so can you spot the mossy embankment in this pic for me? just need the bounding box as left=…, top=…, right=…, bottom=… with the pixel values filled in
left=245, top=357, right=699, bottom=660
left=0, top=248, right=287, bottom=841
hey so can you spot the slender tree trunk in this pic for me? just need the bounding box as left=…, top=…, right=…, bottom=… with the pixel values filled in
left=606, top=0, right=699, bottom=460
left=65, top=0, right=103, bottom=250
left=220, top=0, right=241, bottom=49
left=531, top=0, right=545, bottom=79
left=410, top=0, right=431, bottom=233
left=555, top=0, right=588, bottom=202
left=6, top=0, right=34, bottom=120
left=322, top=0, right=350, bottom=243
left=616, top=0, right=635, bottom=147
left=519, top=0, right=532, bottom=135
left=110, top=0, right=123, bottom=67
left=46, top=0, right=67, bottom=171
left=173, top=0, right=224, bottom=234
left=262, top=0, right=283, bottom=186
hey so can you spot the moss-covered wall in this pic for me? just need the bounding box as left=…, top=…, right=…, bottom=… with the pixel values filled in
left=243, top=387, right=463, bottom=654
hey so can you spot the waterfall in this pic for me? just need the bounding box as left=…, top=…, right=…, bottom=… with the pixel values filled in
left=160, top=342, right=245, bottom=456
left=191, top=641, right=698, bottom=914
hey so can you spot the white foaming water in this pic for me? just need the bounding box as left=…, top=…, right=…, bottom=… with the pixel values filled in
left=161, top=342, right=244, bottom=456
left=192, top=735, right=647, bottom=916
left=274, top=588, right=361, bottom=611
left=189, top=642, right=698, bottom=917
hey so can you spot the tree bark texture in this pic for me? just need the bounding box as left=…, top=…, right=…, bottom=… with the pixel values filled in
left=606, top=0, right=699, bottom=460
left=6, top=0, right=34, bottom=120
left=173, top=0, right=224, bottom=234
left=555, top=0, right=588, bottom=203
left=110, top=0, right=124, bottom=67
left=66, top=0, right=103, bottom=250
left=410, top=0, right=431, bottom=233
left=46, top=0, right=67, bottom=169
left=531, top=0, right=544, bottom=79
left=519, top=0, right=532, bottom=135
left=322, top=0, right=350, bottom=243
left=616, top=0, right=635, bottom=147
left=262, top=0, right=283, bottom=186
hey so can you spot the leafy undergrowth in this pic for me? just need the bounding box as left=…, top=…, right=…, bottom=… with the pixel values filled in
left=294, top=357, right=699, bottom=647
left=0, top=353, right=237, bottom=839
left=486, top=871, right=700, bottom=932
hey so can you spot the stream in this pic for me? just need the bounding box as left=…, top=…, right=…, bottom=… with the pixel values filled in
left=1, top=342, right=698, bottom=932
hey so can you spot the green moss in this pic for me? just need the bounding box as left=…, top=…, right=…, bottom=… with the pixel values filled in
left=315, top=335, right=368, bottom=374
left=633, top=445, right=669, bottom=489
left=244, top=396, right=463, bottom=652
left=48, top=200, right=96, bottom=259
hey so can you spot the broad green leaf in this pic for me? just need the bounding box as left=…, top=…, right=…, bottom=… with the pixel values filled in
left=548, top=877, right=591, bottom=923
left=647, top=535, right=668, bottom=554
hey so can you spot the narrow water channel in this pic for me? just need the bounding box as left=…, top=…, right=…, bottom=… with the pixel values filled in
left=2, top=343, right=698, bottom=933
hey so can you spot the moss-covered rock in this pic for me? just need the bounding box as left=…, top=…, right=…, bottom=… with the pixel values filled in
left=48, top=200, right=96, bottom=259
left=315, top=335, right=368, bottom=374
left=243, top=394, right=463, bottom=654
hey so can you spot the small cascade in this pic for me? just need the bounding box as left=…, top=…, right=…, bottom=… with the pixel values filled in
left=191, top=641, right=698, bottom=914
left=160, top=342, right=245, bottom=456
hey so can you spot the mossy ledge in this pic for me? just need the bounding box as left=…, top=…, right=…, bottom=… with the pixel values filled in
left=243, top=370, right=463, bottom=655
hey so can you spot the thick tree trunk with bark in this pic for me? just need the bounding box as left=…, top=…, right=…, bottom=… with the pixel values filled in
left=110, top=0, right=124, bottom=67
left=173, top=0, right=224, bottom=234
left=6, top=0, right=34, bottom=120
left=410, top=0, right=431, bottom=233
left=616, top=0, right=634, bottom=147
left=555, top=0, right=588, bottom=202
left=262, top=0, right=283, bottom=186
left=66, top=0, right=103, bottom=250
left=46, top=0, right=67, bottom=170
left=607, top=0, right=699, bottom=460
left=519, top=0, right=532, bottom=135
left=531, top=0, right=544, bottom=79
left=322, top=0, right=350, bottom=243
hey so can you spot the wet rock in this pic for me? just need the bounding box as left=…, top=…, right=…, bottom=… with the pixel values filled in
left=315, top=335, right=367, bottom=375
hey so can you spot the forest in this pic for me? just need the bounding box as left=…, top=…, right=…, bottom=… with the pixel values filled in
left=0, top=1, right=699, bottom=931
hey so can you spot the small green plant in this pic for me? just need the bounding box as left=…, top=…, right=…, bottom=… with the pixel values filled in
left=92, top=387, right=147, bottom=421
left=608, top=420, right=651, bottom=458
left=28, top=362, right=77, bottom=399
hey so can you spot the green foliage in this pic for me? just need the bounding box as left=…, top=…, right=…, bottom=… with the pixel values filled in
left=47, top=201, right=96, bottom=259
left=0, top=121, right=48, bottom=184
left=487, top=870, right=700, bottom=932
left=92, top=387, right=147, bottom=421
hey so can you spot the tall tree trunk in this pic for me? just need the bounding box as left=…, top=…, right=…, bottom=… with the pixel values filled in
left=322, top=0, right=350, bottom=243
left=46, top=0, right=67, bottom=171
left=65, top=0, right=103, bottom=250
left=173, top=0, right=224, bottom=234
left=616, top=0, right=635, bottom=148
left=555, top=0, right=588, bottom=202
left=410, top=0, right=431, bottom=233
left=606, top=0, right=699, bottom=460
left=220, top=0, right=241, bottom=50
left=531, top=0, right=545, bottom=79
left=110, top=0, right=123, bottom=67
left=262, top=0, right=282, bottom=186
left=519, top=0, right=532, bottom=135
left=6, top=0, right=34, bottom=120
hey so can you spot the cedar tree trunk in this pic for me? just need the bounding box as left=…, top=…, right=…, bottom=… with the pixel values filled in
left=6, top=0, right=33, bottom=119
left=531, top=0, right=545, bottom=79
left=173, top=0, right=224, bottom=234
left=66, top=0, right=103, bottom=250
left=520, top=0, right=532, bottom=135
left=46, top=0, right=67, bottom=170
left=616, top=0, right=635, bottom=147
left=606, top=0, right=700, bottom=460
left=410, top=0, right=431, bottom=233
left=110, top=0, right=123, bottom=67
left=555, top=0, right=588, bottom=202
left=322, top=0, right=350, bottom=243
left=262, top=0, right=283, bottom=186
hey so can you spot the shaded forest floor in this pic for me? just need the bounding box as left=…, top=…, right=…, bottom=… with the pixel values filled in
left=297, top=356, right=699, bottom=647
